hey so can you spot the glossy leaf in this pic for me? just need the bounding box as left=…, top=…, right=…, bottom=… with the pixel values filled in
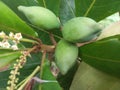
left=0, top=51, right=21, bottom=68
left=0, top=48, right=16, bottom=54
left=39, top=60, right=62, bottom=90
left=80, top=38, right=120, bottom=77
left=37, top=0, right=60, bottom=16
left=59, top=0, right=75, bottom=24
left=75, top=0, right=120, bottom=21
left=57, top=62, right=79, bottom=90
left=70, top=62, right=120, bottom=90
left=1, top=0, right=39, bottom=22
left=0, top=1, right=38, bottom=37
left=37, top=0, right=75, bottom=24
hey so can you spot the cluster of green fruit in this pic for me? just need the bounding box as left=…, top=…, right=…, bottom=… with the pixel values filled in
left=56, top=17, right=101, bottom=75
left=18, top=6, right=101, bottom=75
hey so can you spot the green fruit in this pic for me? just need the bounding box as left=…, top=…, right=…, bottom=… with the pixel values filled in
left=55, top=40, right=78, bottom=75
left=18, top=6, right=60, bottom=30
left=62, top=17, right=101, bottom=43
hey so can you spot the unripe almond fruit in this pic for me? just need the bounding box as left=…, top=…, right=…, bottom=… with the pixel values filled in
left=55, top=40, right=78, bottom=75
left=18, top=6, right=60, bottom=30
left=62, top=17, right=101, bottom=43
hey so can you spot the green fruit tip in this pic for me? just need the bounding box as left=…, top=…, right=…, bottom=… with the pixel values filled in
left=18, top=5, right=25, bottom=12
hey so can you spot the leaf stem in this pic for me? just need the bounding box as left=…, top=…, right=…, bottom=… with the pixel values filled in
left=28, top=23, right=62, bottom=39
left=20, top=38, right=39, bottom=44
left=17, top=66, right=40, bottom=90
left=40, top=51, right=46, bottom=78
left=0, top=36, right=39, bottom=44
left=16, top=78, right=27, bottom=88
left=49, top=33, right=57, bottom=45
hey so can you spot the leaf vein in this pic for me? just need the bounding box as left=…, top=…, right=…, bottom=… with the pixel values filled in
left=84, top=0, right=96, bottom=16
left=65, top=0, right=75, bottom=17
left=82, top=54, right=120, bottom=63
left=42, top=0, right=46, bottom=8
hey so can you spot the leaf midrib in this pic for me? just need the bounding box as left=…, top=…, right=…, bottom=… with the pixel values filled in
left=84, top=0, right=96, bottom=16
left=0, top=51, right=21, bottom=57
left=82, top=53, right=120, bottom=63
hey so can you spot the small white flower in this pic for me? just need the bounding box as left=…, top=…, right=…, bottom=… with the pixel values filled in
left=11, top=45, right=18, bottom=50
left=0, top=31, right=6, bottom=36
left=14, top=33, right=22, bottom=40
left=2, top=41, right=10, bottom=48
left=9, top=32, right=14, bottom=37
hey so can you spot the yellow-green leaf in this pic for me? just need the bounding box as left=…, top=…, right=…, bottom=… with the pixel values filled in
left=0, top=50, right=21, bottom=68
left=70, top=62, right=120, bottom=90
left=0, top=1, right=38, bottom=37
left=39, top=60, right=62, bottom=90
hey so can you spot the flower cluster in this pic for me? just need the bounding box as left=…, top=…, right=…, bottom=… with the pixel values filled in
left=0, top=31, right=22, bottom=50
left=6, top=51, right=27, bottom=90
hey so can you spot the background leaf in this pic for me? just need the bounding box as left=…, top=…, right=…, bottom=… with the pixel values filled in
left=2, top=0, right=39, bottom=21
left=80, top=38, right=120, bottom=77
left=0, top=50, right=21, bottom=68
left=39, top=60, right=62, bottom=90
left=75, top=0, right=120, bottom=21
left=57, top=62, right=79, bottom=90
left=70, top=62, right=120, bottom=90
left=0, top=1, right=38, bottom=37
left=0, top=48, right=17, bottom=54
left=59, top=0, right=75, bottom=24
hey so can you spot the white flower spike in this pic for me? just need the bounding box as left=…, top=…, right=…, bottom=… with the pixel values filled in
left=2, top=41, right=10, bottom=48
left=9, top=32, right=14, bottom=37
left=14, top=33, right=22, bottom=40
left=11, top=45, right=18, bottom=50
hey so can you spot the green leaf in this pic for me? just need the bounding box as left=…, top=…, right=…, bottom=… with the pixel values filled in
left=0, top=48, right=16, bottom=54
left=59, top=0, right=75, bottom=24
left=80, top=38, right=120, bottom=77
left=70, top=62, right=120, bottom=90
left=57, top=62, right=79, bottom=90
left=75, top=0, right=120, bottom=21
left=37, top=0, right=60, bottom=16
left=2, top=0, right=39, bottom=22
left=39, top=60, right=62, bottom=90
left=0, top=50, right=21, bottom=68
left=0, top=1, right=38, bottom=37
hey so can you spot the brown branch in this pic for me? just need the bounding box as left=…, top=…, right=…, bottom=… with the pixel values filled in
left=49, top=33, right=57, bottom=45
